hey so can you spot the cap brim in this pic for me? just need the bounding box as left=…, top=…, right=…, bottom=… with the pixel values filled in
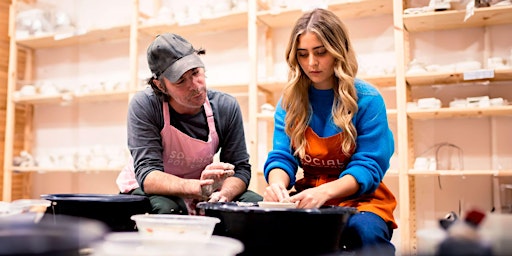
left=160, top=54, right=204, bottom=83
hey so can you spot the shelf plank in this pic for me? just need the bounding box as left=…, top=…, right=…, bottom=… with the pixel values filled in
left=209, top=83, right=248, bottom=95
left=139, top=11, right=248, bottom=37
left=257, top=109, right=398, bottom=121
left=409, top=169, right=512, bottom=176
left=13, top=90, right=132, bottom=105
left=16, top=25, right=131, bottom=49
left=407, top=105, right=512, bottom=119
left=257, top=112, right=274, bottom=121
left=406, top=69, right=512, bottom=86
left=257, top=0, right=393, bottom=28
left=10, top=166, right=122, bottom=173
left=404, top=5, right=512, bottom=32
left=257, top=80, right=286, bottom=95
left=387, top=109, right=397, bottom=119
left=257, top=74, right=396, bottom=95
left=72, top=90, right=132, bottom=103
left=361, top=74, right=396, bottom=87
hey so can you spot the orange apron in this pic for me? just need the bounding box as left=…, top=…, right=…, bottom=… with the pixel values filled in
left=294, top=127, right=397, bottom=228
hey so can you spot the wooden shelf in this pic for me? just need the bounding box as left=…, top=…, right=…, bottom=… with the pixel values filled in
left=257, top=0, right=393, bottom=28
left=387, top=109, right=397, bottom=119
left=10, top=166, right=122, bottom=173
left=16, top=25, right=131, bottom=49
left=257, top=74, right=396, bottom=95
left=385, top=169, right=399, bottom=176
left=13, top=90, right=132, bottom=105
left=257, top=80, right=286, bottom=95
left=409, top=169, right=512, bottom=176
left=406, top=69, right=512, bottom=86
left=257, top=109, right=397, bottom=122
left=209, top=83, right=248, bottom=95
left=407, top=105, right=512, bottom=119
left=138, top=11, right=248, bottom=37
left=257, top=112, right=274, bottom=121
left=404, top=5, right=512, bottom=32
left=362, top=74, right=396, bottom=87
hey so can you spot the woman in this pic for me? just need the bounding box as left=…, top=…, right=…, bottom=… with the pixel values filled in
left=263, top=8, right=397, bottom=255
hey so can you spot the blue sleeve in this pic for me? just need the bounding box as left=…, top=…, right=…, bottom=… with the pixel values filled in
left=342, top=83, right=394, bottom=196
left=263, top=98, right=299, bottom=189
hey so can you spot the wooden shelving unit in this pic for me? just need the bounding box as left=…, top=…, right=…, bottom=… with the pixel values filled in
left=398, top=3, right=512, bottom=255
left=403, top=5, right=512, bottom=32
left=2, top=0, right=139, bottom=201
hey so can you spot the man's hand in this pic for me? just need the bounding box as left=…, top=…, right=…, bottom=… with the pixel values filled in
left=208, top=191, right=228, bottom=202
left=200, top=162, right=235, bottom=197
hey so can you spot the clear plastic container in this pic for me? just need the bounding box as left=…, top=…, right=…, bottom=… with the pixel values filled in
left=92, top=232, right=243, bottom=256
left=131, top=214, right=220, bottom=241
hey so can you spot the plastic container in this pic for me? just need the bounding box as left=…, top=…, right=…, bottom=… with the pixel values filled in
left=131, top=214, right=220, bottom=241
left=92, top=232, right=243, bottom=256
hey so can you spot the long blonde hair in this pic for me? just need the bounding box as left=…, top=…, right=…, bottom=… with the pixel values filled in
left=282, top=8, right=358, bottom=158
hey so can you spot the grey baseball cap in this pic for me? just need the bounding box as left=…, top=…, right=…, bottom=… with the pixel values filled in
left=147, top=33, right=204, bottom=83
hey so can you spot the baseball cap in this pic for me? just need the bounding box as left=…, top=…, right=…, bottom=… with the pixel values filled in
left=147, top=33, right=204, bottom=83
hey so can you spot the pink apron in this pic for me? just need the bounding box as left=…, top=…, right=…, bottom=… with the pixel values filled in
left=116, top=98, right=220, bottom=214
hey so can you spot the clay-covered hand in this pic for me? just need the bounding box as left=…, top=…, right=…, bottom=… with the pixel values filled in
left=263, top=183, right=290, bottom=202
left=289, top=186, right=328, bottom=209
left=200, top=162, right=235, bottom=197
left=208, top=191, right=229, bottom=203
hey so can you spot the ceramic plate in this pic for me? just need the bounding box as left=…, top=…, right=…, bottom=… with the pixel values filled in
left=257, top=201, right=298, bottom=209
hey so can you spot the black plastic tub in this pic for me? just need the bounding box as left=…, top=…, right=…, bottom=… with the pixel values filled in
left=41, top=193, right=151, bottom=232
left=0, top=214, right=108, bottom=256
left=197, top=202, right=357, bottom=256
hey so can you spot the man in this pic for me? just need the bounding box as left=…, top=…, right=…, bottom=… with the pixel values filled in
left=116, top=33, right=262, bottom=214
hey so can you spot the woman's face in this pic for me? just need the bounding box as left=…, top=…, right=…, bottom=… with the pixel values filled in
left=296, top=32, right=336, bottom=90
left=160, top=67, right=207, bottom=115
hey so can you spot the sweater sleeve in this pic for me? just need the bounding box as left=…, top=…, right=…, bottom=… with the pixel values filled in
left=127, top=89, right=165, bottom=191
left=341, top=82, right=394, bottom=196
left=210, top=91, right=252, bottom=187
left=263, top=98, right=300, bottom=189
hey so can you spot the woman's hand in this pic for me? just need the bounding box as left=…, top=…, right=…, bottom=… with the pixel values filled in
left=263, top=183, right=290, bottom=202
left=290, top=186, right=329, bottom=209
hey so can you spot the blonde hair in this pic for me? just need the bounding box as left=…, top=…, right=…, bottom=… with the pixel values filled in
left=282, top=8, right=358, bottom=158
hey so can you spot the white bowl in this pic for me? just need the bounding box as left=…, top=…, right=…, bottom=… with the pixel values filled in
left=93, top=232, right=243, bottom=256
left=131, top=214, right=220, bottom=241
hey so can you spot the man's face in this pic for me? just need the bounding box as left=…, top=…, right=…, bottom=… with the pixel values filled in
left=163, top=67, right=207, bottom=115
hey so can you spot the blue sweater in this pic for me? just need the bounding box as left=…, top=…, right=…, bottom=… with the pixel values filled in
left=263, top=79, right=394, bottom=196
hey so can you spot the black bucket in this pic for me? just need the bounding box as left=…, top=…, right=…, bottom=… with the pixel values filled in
left=197, top=202, right=357, bottom=256
left=0, top=214, right=108, bottom=256
left=41, top=193, right=151, bottom=232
